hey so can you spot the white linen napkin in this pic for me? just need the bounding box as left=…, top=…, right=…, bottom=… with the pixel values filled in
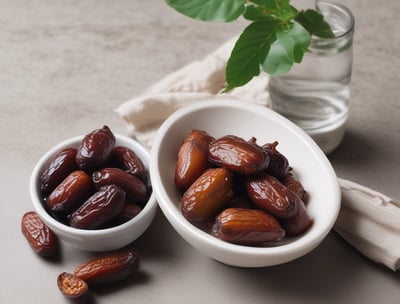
left=115, top=38, right=270, bottom=148
left=336, top=179, right=400, bottom=271
left=115, top=39, right=400, bottom=271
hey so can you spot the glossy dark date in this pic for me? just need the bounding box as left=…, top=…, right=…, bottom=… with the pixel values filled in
left=69, top=184, right=126, bottom=229
left=181, top=168, right=233, bottom=222
left=46, top=170, right=94, bottom=214
left=21, top=211, right=59, bottom=256
left=76, top=125, right=115, bottom=171
left=92, top=167, right=148, bottom=204
left=175, top=129, right=214, bottom=190
left=245, top=173, right=299, bottom=219
left=174, top=130, right=313, bottom=246
left=262, top=141, right=289, bottom=179
left=208, top=135, right=269, bottom=175
left=282, top=173, right=306, bottom=199
left=211, top=208, right=285, bottom=245
left=281, top=200, right=312, bottom=236
left=74, top=251, right=139, bottom=285
left=111, top=146, right=146, bottom=178
left=40, top=147, right=78, bottom=195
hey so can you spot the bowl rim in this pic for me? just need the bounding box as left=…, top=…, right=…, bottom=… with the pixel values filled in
left=30, top=133, right=157, bottom=237
left=150, top=99, right=341, bottom=261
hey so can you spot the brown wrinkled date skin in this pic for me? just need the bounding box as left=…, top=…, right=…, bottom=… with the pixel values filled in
left=181, top=168, right=234, bottom=222
left=76, top=125, right=116, bottom=171
left=57, top=272, right=88, bottom=299
left=262, top=141, right=289, bottom=179
left=116, top=203, right=142, bottom=224
left=21, top=211, right=58, bottom=256
left=31, top=126, right=151, bottom=235
left=245, top=173, right=300, bottom=219
left=69, top=184, right=126, bottom=229
left=174, top=130, right=313, bottom=246
left=175, top=129, right=214, bottom=190
left=46, top=170, right=94, bottom=214
left=282, top=174, right=306, bottom=200
left=92, top=167, right=148, bottom=204
left=212, top=208, right=285, bottom=245
left=40, top=147, right=78, bottom=195
left=208, top=135, right=269, bottom=175
left=281, top=200, right=313, bottom=236
left=74, top=251, right=139, bottom=285
left=111, top=146, right=146, bottom=178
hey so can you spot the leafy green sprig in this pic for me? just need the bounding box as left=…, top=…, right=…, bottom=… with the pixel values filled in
left=165, top=0, right=334, bottom=91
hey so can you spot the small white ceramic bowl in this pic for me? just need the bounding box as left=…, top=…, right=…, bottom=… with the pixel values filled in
left=30, top=134, right=157, bottom=252
left=150, top=99, right=341, bottom=267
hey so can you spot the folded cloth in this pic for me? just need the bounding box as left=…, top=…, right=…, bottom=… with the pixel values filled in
left=335, top=179, right=400, bottom=271
left=116, top=38, right=400, bottom=271
left=115, top=37, right=270, bottom=148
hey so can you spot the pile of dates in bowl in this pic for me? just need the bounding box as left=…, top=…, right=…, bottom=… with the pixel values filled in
left=175, top=130, right=312, bottom=246
left=29, top=126, right=157, bottom=252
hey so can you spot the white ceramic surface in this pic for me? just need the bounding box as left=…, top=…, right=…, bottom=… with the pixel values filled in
left=150, top=99, right=341, bottom=267
left=30, top=134, right=157, bottom=252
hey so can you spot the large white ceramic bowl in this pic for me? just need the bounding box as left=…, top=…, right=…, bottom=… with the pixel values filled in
left=150, top=99, right=341, bottom=267
left=30, top=133, right=157, bottom=252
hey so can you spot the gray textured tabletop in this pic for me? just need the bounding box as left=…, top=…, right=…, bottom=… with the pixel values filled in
left=1, top=0, right=399, bottom=303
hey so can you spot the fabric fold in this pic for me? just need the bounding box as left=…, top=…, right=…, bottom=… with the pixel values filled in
left=115, top=37, right=270, bottom=147
left=335, top=178, right=400, bottom=271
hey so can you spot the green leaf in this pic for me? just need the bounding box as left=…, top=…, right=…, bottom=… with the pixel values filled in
left=261, top=22, right=310, bottom=75
left=295, top=9, right=334, bottom=38
left=243, top=6, right=277, bottom=21
left=165, top=0, right=246, bottom=22
left=225, top=19, right=280, bottom=91
left=165, top=0, right=336, bottom=91
left=243, top=5, right=267, bottom=21
left=252, top=0, right=291, bottom=10
left=249, top=0, right=278, bottom=10
left=245, top=1, right=295, bottom=20
left=276, top=5, right=297, bottom=21
left=288, top=22, right=310, bottom=62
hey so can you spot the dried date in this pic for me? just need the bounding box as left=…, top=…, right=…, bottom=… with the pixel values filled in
left=76, top=125, right=115, bottom=171
left=181, top=168, right=234, bottom=222
left=174, top=129, right=312, bottom=246
left=262, top=141, right=289, bottom=179
left=281, top=200, right=312, bottom=236
left=211, top=208, right=285, bottom=245
left=111, top=146, right=146, bottom=178
left=245, top=173, right=299, bottom=219
left=117, top=203, right=142, bottom=223
left=281, top=173, right=305, bottom=200
left=92, top=167, right=148, bottom=204
left=74, top=251, right=139, bottom=285
left=40, top=147, right=78, bottom=195
left=57, top=272, right=88, bottom=299
left=175, top=129, right=214, bottom=190
left=46, top=170, right=94, bottom=214
left=21, top=211, right=58, bottom=256
left=208, top=135, right=269, bottom=175
left=69, top=184, right=126, bottom=229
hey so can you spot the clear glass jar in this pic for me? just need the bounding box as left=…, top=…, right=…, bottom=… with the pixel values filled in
left=268, top=1, right=355, bottom=153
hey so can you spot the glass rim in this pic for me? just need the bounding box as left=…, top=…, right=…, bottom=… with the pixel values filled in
left=314, top=1, right=355, bottom=40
